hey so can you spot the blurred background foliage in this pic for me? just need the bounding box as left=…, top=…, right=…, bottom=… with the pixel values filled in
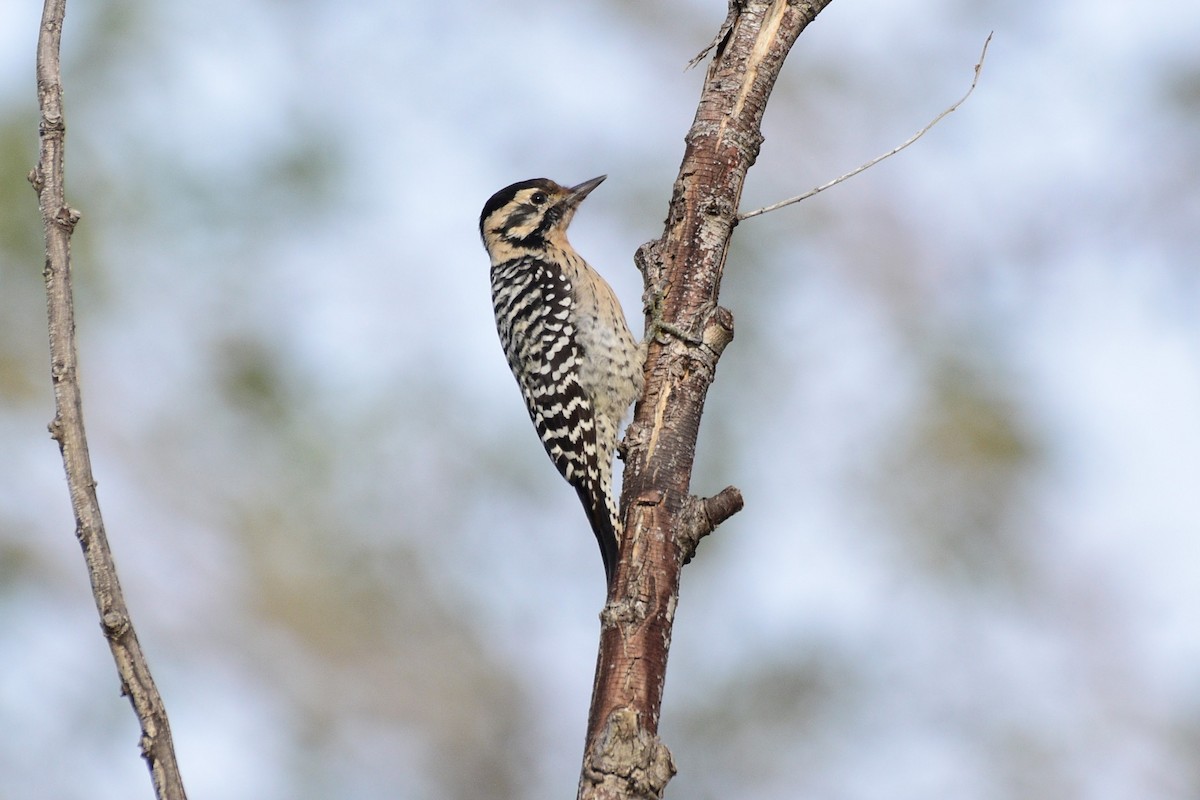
left=2, top=0, right=1198, bottom=798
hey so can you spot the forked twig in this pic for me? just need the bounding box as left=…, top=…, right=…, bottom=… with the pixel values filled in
left=739, top=32, right=993, bottom=221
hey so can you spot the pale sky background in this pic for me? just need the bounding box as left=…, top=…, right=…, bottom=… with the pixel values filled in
left=1, top=1, right=1198, bottom=798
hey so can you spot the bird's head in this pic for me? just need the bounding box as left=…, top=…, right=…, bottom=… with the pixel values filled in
left=479, top=175, right=605, bottom=259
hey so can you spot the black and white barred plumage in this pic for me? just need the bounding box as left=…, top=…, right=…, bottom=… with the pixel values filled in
left=480, top=176, right=643, bottom=586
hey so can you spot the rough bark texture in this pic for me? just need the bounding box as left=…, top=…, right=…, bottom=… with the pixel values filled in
left=578, top=2, right=833, bottom=798
left=32, top=2, right=188, bottom=798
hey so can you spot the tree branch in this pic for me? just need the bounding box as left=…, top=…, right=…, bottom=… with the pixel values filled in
left=738, top=31, right=993, bottom=221
left=578, top=2, right=831, bottom=797
left=32, top=2, right=188, bottom=798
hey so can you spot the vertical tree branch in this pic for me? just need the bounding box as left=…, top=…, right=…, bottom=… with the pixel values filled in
left=32, top=2, right=188, bottom=798
left=578, top=2, right=831, bottom=798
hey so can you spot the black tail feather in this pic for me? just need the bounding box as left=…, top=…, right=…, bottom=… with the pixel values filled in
left=576, top=486, right=620, bottom=587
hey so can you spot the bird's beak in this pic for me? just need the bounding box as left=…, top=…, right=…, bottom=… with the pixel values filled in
left=567, top=175, right=606, bottom=206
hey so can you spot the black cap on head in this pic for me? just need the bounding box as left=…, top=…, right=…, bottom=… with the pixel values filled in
left=479, top=178, right=557, bottom=239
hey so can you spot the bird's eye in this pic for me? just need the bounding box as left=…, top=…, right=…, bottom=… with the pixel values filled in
left=530, top=191, right=548, bottom=205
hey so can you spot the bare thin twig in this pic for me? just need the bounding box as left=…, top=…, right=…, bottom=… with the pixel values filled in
left=738, top=31, right=993, bottom=221
left=33, top=1, right=188, bottom=798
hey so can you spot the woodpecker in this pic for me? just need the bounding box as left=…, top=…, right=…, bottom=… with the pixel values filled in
left=480, top=176, right=643, bottom=586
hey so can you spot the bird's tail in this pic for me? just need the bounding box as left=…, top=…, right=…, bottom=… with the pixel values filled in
left=576, top=483, right=620, bottom=588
